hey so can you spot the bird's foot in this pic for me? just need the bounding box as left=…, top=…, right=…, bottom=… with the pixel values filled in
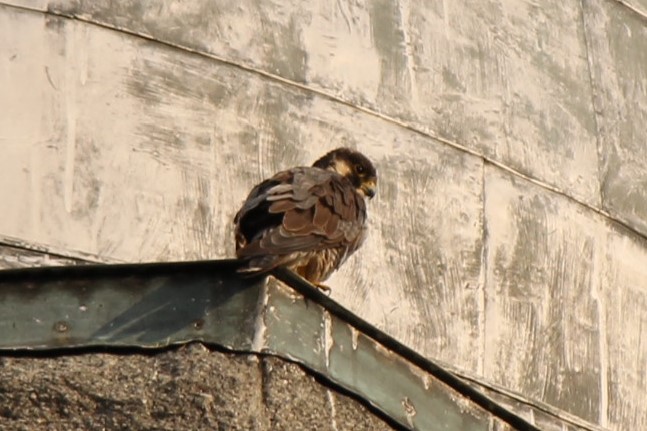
left=314, top=283, right=331, bottom=295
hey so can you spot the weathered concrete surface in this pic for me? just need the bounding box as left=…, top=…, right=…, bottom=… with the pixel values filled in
left=1, top=1, right=647, bottom=430
left=484, top=166, right=647, bottom=430
left=602, top=225, right=647, bottom=430
left=0, top=344, right=395, bottom=431
left=0, top=3, right=486, bottom=377
left=0, top=244, right=83, bottom=269
left=35, top=0, right=647, bottom=237
left=44, top=0, right=602, bottom=206
left=620, top=0, right=647, bottom=16
left=484, top=168, right=605, bottom=423
left=583, top=0, right=647, bottom=237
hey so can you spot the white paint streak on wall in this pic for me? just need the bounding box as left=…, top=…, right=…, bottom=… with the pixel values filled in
left=398, top=0, right=419, bottom=109
left=591, top=228, right=608, bottom=428
left=603, top=231, right=647, bottom=430
left=442, top=0, right=451, bottom=41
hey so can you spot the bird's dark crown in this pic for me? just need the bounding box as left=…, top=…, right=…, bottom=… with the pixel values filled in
left=312, top=148, right=376, bottom=177
left=312, top=147, right=377, bottom=198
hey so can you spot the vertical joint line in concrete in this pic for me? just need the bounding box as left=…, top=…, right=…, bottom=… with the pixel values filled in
left=477, top=160, right=488, bottom=376
left=578, top=0, right=606, bottom=209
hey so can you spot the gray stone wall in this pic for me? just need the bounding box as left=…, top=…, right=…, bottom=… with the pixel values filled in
left=1, top=1, right=646, bottom=429
left=0, top=344, right=395, bottom=430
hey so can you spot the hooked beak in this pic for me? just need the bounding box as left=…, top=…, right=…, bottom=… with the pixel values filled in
left=361, top=179, right=377, bottom=199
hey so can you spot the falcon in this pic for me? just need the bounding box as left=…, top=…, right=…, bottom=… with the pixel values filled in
left=234, top=147, right=377, bottom=290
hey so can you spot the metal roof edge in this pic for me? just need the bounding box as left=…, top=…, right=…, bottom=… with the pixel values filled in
left=0, top=259, right=594, bottom=430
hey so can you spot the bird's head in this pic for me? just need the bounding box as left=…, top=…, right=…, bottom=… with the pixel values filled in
left=312, top=147, right=377, bottom=199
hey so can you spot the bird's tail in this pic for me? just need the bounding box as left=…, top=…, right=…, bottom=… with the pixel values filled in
left=236, top=255, right=293, bottom=277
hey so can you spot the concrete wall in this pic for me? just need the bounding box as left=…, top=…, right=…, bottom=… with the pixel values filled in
left=1, top=1, right=646, bottom=429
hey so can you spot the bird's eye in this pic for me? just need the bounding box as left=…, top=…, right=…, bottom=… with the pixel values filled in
left=355, top=164, right=364, bottom=174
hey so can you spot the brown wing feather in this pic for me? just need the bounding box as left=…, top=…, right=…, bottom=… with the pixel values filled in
left=234, top=166, right=367, bottom=273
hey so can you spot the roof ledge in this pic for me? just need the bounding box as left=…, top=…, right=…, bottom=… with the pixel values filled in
left=0, top=260, right=595, bottom=430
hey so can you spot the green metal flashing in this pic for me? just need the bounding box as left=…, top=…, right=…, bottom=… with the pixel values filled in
left=0, top=260, right=564, bottom=430
left=0, top=261, right=259, bottom=350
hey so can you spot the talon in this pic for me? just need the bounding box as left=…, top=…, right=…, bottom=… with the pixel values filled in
left=315, top=283, right=331, bottom=294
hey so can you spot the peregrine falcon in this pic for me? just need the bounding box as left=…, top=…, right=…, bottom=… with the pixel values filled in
left=234, top=147, right=377, bottom=290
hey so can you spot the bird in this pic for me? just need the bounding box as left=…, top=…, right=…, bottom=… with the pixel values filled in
left=234, top=147, right=377, bottom=291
